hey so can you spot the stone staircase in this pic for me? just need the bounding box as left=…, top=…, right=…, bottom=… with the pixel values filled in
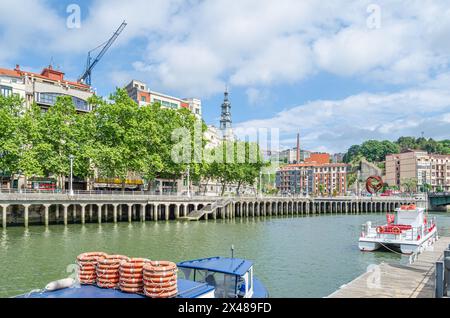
left=179, top=198, right=233, bottom=221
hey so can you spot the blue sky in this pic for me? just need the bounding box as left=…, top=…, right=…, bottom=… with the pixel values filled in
left=1, top=0, right=449, bottom=153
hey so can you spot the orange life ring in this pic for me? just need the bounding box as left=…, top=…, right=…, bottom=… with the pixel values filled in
left=143, top=261, right=177, bottom=272
left=77, top=252, right=107, bottom=262
left=120, top=282, right=143, bottom=288
left=99, top=255, right=130, bottom=265
left=144, top=281, right=177, bottom=289
left=121, top=286, right=143, bottom=294
left=121, top=258, right=148, bottom=269
left=120, top=267, right=143, bottom=274
left=120, top=277, right=143, bottom=284
left=120, top=272, right=143, bottom=279
left=143, top=275, right=177, bottom=283
left=144, top=289, right=177, bottom=298
left=392, top=226, right=401, bottom=235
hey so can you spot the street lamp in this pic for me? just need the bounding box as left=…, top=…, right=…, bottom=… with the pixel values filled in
left=186, top=165, right=190, bottom=198
left=259, top=170, right=263, bottom=198
left=69, top=155, right=74, bottom=196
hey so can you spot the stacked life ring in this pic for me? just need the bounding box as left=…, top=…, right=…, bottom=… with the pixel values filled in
left=143, top=261, right=178, bottom=298
left=76, top=252, right=107, bottom=285
left=119, top=258, right=148, bottom=294
left=96, top=255, right=130, bottom=289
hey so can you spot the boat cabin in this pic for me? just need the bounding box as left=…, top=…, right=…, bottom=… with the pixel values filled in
left=396, top=205, right=424, bottom=228
left=177, top=257, right=254, bottom=298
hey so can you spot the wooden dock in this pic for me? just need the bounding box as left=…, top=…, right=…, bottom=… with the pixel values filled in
left=329, top=236, right=450, bottom=298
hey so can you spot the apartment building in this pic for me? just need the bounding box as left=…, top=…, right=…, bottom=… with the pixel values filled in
left=385, top=150, right=450, bottom=192
left=276, top=153, right=349, bottom=195
left=0, top=65, right=94, bottom=112
left=125, top=80, right=202, bottom=118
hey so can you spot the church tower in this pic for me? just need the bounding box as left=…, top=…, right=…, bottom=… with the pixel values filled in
left=220, top=87, right=234, bottom=140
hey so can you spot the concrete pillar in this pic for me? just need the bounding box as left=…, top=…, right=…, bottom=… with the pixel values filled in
left=2, top=205, right=8, bottom=228
left=104, top=205, right=109, bottom=222
left=140, top=204, right=146, bottom=222
left=165, top=204, right=169, bottom=221
left=44, top=204, right=50, bottom=227
left=175, top=204, right=180, bottom=219
left=72, top=205, right=77, bottom=223
left=154, top=205, right=159, bottom=221
left=63, top=204, right=69, bottom=226
left=23, top=204, right=30, bottom=228
left=113, top=204, right=118, bottom=223
left=127, top=204, right=132, bottom=223
left=97, top=204, right=103, bottom=224
left=56, top=205, right=60, bottom=222
left=81, top=204, right=86, bottom=225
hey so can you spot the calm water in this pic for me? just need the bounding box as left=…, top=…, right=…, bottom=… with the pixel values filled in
left=1, top=213, right=450, bottom=298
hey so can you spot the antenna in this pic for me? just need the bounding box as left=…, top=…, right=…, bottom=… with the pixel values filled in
left=231, top=245, right=234, bottom=259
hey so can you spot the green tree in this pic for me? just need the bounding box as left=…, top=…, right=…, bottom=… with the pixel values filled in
left=401, top=177, right=418, bottom=194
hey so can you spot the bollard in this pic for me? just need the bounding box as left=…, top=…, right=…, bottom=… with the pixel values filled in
left=436, top=261, right=445, bottom=298
left=444, top=255, right=450, bottom=296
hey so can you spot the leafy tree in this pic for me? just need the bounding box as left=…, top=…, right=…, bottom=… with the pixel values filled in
left=401, top=177, right=418, bottom=194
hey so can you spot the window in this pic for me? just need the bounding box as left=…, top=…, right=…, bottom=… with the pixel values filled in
left=0, top=85, right=12, bottom=97
left=37, top=92, right=89, bottom=111
left=141, top=96, right=146, bottom=102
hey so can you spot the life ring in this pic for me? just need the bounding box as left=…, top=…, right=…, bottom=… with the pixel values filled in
left=97, top=268, right=119, bottom=275
left=77, top=252, right=107, bottom=262
left=144, top=281, right=177, bottom=289
left=144, top=289, right=177, bottom=298
left=121, top=258, right=148, bottom=269
left=120, top=272, right=144, bottom=279
left=99, top=255, right=130, bottom=265
left=120, top=277, right=143, bottom=284
left=144, top=275, right=177, bottom=283
left=120, top=282, right=143, bottom=288
left=376, top=226, right=384, bottom=234
left=143, top=261, right=177, bottom=272
left=392, top=227, right=401, bottom=235
left=121, top=286, right=143, bottom=294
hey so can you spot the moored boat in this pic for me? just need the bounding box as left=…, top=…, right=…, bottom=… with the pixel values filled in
left=358, top=204, right=438, bottom=255
left=15, top=256, right=268, bottom=299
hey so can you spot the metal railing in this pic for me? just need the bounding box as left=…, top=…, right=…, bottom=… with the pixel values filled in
left=0, top=187, right=419, bottom=201
left=435, top=244, right=450, bottom=298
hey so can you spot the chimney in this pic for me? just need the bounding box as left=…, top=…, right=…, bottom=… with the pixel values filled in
left=296, top=132, right=300, bottom=163
left=15, top=64, right=20, bottom=71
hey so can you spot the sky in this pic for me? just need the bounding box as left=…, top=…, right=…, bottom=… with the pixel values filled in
left=0, top=0, right=449, bottom=153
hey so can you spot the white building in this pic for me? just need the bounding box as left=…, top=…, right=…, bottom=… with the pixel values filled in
left=0, top=64, right=94, bottom=112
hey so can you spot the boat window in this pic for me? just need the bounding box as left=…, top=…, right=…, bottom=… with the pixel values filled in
left=183, top=269, right=238, bottom=298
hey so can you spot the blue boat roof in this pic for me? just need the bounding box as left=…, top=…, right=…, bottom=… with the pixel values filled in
left=15, top=279, right=214, bottom=299
left=177, top=257, right=253, bottom=276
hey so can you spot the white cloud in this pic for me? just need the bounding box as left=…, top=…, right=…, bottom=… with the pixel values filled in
left=2, top=0, right=450, bottom=95
left=234, top=78, right=450, bottom=153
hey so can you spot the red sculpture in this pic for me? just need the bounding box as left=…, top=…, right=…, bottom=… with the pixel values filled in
left=366, top=176, right=384, bottom=194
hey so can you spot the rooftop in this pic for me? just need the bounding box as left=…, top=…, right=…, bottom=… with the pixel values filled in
left=177, top=257, right=253, bottom=276
left=0, top=65, right=90, bottom=90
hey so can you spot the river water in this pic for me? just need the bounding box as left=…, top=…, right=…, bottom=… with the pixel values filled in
left=1, top=212, right=449, bottom=298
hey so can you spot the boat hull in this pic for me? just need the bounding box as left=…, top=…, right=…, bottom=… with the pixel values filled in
left=359, top=227, right=438, bottom=255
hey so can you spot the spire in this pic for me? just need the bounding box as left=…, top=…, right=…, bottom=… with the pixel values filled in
left=220, top=86, right=233, bottom=140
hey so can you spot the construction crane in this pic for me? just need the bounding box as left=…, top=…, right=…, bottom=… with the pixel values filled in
left=78, top=21, right=127, bottom=86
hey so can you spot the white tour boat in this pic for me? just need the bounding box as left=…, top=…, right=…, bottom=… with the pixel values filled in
left=359, top=204, right=438, bottom=255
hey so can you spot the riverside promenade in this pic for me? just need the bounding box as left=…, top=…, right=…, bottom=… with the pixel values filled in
left=0, top=190, right=421, bottom=227
left=329, top=236, right=450, bottom=298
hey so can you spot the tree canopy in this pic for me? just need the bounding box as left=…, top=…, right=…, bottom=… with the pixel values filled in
left=0, top=89, right=266, bottom=195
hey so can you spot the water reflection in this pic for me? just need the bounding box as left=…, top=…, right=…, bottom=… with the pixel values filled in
left=0, top=213, right=448, bottom=298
